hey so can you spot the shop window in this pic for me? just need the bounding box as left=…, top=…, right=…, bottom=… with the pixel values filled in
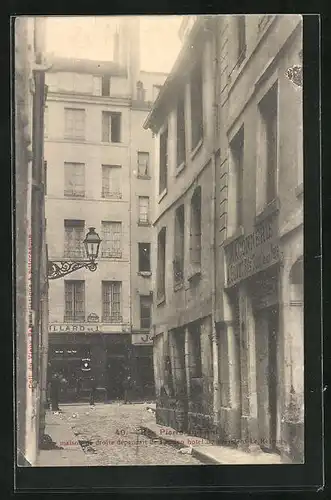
left=190, top=186, right=202, bottom=266
left=64, top=280, right=85, bottom=322
left=258, top=82, right=278, bottom=208
left=176, top=92, right=186, bottom=167
left=140, top=295, right=152, bottom=329
left=190, top=59, right=203, bottom=150
left=230, top=127, right=244, bottom=229
left=64, top=219, right=85, bottom=258
left=157, top=227, right=166, bottom=301
left=138, top=242, right=151, bottom=272
left=159, top=126, right=168, bottom=194
left=102, top=111, right=121, bottom=143
left=102, top=281, right=122, bottom=323
left=173, top=205, right=185, bottom=286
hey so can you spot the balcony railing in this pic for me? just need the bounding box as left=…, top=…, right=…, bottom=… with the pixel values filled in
left=64, top=314, right=85, bottom=323
left=102, top=314, right=123, bottom=324
left=101, top=190, right=122, bottom=199
left=64, top=189, right=85, bottom=198
left=101, top=249, right=122, bottom=259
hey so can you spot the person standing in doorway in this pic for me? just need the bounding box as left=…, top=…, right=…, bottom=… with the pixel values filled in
left=123, top=375, right=131, bottom=404
left=50, top=372, right=61, bottom=412
left=89, top=376, right=97, bottom=406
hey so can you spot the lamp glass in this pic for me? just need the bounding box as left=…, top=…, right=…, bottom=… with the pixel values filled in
left=83, top=227, right=101, bottom=260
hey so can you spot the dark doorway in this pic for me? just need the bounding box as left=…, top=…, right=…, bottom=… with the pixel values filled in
left=106, top=356, right=126, bottom=400
left=267, top=305, right=279, bottom=450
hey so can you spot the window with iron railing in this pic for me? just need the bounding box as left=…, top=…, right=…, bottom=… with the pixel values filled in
left=101, top=221, right=122, bottom=258
left=140, top=295, right=152, bottom=329
left=64, top=220, right=85, bottom=258
left=190, top=186, right=202, bottom=266
left=64, top=280, right=85, bottom=322
left=64, top=162, right=85, bottom=197
left=102, top=281, right=122, bottom=323
left=101, top=164, right=122, bottom=199
left=138, top=196, right=150, bottom=224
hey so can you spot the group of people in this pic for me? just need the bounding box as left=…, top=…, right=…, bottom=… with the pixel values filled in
left=48, top=369, right=132, bottom=411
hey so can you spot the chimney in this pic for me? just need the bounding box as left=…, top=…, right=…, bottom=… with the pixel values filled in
left=117, top=17, right=141, bottom=97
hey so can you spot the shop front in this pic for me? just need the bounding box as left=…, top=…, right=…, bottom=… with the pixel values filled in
left=224, top=212, right=282, bottom=453
left=131, top=333, right=155, bottom=400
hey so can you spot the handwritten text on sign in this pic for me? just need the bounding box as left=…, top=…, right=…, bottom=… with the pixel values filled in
left=225, top=216, right=279, bottom=287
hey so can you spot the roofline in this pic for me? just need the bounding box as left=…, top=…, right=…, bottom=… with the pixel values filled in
left=143, top=16, right=209, bottom=132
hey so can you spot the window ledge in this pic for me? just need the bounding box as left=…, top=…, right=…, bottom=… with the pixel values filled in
left=158, top=188, right=167, bottom=204
left=255, top=198, right=280, bottom=225
left=156, top=295, right=166, bottom=307
left=137, top=174, right=151, bottom=180
left=175, top=162, right=186, bottom=177
left=138, top=221, right=151, bottom=227
left=295, top=183, right=303, bottom=198
left=138, top=271, right=152, bottom=277
left=190, top=139, right=203, bottom=161
left=223, top=226, right=244, bottom=248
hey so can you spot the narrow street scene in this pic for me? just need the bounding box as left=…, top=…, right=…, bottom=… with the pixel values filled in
left=15, top=14, right=306, bottom=471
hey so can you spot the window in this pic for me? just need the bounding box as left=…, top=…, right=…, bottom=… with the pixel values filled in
left=64, top=280, right=85, bottom=322
left=174, top=205, right=185, bottom=286
left=137, top=81, right=146, bottom=101
left=102, top=165, right=121, bottom=199
left=177, top=93, right=186, bottom=167
left=190, top=60, right=203, bottom=150
left=102, top=111, right=121, bottom=143
left=101, top=75, right=110, bottom=96
left=259, top=83, right=278, bottom=205
left=101, top=221, right=122, bottom=258
left=230, top=127, right=244, bottom=228
left=140, top=295, right=152, bottom=329
left=138, top=243, right=151, bottom=272
left=190, top=186, right=202, bottom=266
left=102, top=281, right=122, bottom=322
left=64, top=108, right=85, bottom=139
left=159, top=127, right=168, bottom=194
left=137, top=152, right=150, bottom=177
left=157, top=228, right=166, bottom=301
left=138, top=196, right=150, bottom=224
left=236, top=15, right=246, bottom=64
left=64, top=162, right=85, bottom=197
left=64, top=220, right=85, bottom=258
left=44, top=106, right=48, bottom=137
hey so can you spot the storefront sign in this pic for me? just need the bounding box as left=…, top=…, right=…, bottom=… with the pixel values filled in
left=49, top=324, right=101, bottom=333
left=131, top=333, right=153, bottom=345
left=225, top=216, right=280, bottom=287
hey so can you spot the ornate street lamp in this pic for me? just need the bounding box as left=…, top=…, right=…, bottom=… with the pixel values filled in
left=48, top=227, right=102, bottom=280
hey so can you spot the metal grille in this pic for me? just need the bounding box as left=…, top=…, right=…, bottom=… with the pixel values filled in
left=138, top=196, right=149, bottom=223
left=64, top=220, right=85, bottom=258
left=64, top=280, right=85, bottom=322
left=102, top=281, right=122, bottom=322
left=101, top=221, right=122, bottom=258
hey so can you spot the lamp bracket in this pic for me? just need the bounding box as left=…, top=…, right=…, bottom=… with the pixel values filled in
left=48, top=260, right=97, bottom=280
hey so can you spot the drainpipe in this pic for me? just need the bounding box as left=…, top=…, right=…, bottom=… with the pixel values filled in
left=210, top=17, right=221, bottom=430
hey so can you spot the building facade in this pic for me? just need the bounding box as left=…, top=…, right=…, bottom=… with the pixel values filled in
left=145, top=15, right=303, bottom=463
left=45, top=18, right=166, bottom=401
left=15, top=16, right=49, bottom=465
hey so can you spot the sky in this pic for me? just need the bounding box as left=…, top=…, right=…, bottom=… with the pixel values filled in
left=45, top=16, right=183, bottom=73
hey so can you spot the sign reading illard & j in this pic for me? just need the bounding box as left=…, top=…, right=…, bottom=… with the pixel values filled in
left=225, top=215, right=280, bottom=287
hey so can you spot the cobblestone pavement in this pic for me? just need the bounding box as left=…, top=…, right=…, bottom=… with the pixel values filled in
left=57, top=403, right=202, bottom=466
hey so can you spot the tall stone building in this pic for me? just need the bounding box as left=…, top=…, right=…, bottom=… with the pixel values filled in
left=15, top=16, right=49, bottom=466
left=144, top=15, right=303, bottom=463
left=45, top=18, right=167, bottom=401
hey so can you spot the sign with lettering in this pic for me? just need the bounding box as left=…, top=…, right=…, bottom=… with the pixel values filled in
left=131, top=333, right=153, bottom=345
left=49, top=324, right=101, bottom=333
left=225, top=216, right=280, bottom=287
